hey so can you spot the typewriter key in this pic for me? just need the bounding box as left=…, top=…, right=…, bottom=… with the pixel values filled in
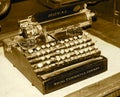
left=56, top=50, right=60, bottom=54
left=74, top=40, right=79, bottom=45
left=37, top=63, right=43, bottom=68
left=79, top=45, right=84, bottom=49
left=60, top=49, right=65, bottom=54
left=74, top=50, right=79, bottom=55
left=36, top=46, right=41, bottom=51
left=61, top=55, right=65, bottom=60
left=66, top=54, right=70, bottom=58
left=65, top=49, right=69, bottom=53
left=41, top=45, right=46, bottom=49
left=83, top=39, right=88, bottom=43
left=84, top=48, right=89, bottom=53
left=46, top=44, right=50, bottom=48
left=69, top=37, right=73, bottom=41
left=87, top=42, right=94, bottom=46
left=56, top=56, right=61, bottom=61
left=46, top=49, right=50, bottom=53
left=36, top=52, right=41, bottom=56
left=73, top=36, right=78, bottom=40
left=78, top=40, right=83, bottom=44
left=46, top=61, right=51, bottom=65
left=70, top=48, right=74, bottom=51
left=83, top=44, right=87, bottom=48
left=60, top=40, right=64, bottom=44
left=70, top=42, right=74, bottom=46
left=78, top=35, right=82, bottom=39
left=41, top=50, right=46, bottom=55
left=28, top=49, right=34, bottom=54
left=79, top=50, right=84, bottom=54
left=65, top=39, right=69, bottom=42
left=46, top=55, right=50, bottom=59
left=88, top=47, right=93, bottom=51
left=65, top=43, right=70, bottom=47
left=50, top=42, right=56, bottom=46
left=41, top=56, right=46, bottom=61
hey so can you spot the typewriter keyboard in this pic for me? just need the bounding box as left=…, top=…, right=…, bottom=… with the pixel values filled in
left=22, top=33, right=101, bottom=76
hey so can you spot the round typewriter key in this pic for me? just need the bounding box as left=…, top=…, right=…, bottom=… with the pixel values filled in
left=56, top=56, right=61, bottom=61
left=65, top=49, right=69, bottom=53
left=46, top=60, right=51, bottom=65
left=41, top=45, right=46, bottom=49
left=94, top=46, right=98, bottom=50
left=65, top=39, right=69, bottom=42
left=46, top=49, right=50, bottom=53
left=79, top=45, right=84, bottom=49
left=70, top=48, right=74, bottom=51
left=41, top=50, right=46, bottom=55
left=51, top=63, right=56, bottom=67
left=56, top=45, right=60, bottom=49
left=70, top=56, right=74, bottom=61
left=50, top=42, right=56, bottom=46
left=78, top=40, right=83, bottom=44
left=74, top=50, right=79, bottom=55
left=60, top=49, right=65, bottom=54
left=88, top=42, right=93, bottom=46
left=73, top=36, right=78, bottom=40
left=56, top=50, right=60, bottom=54
left=66, top=54, right=70, bottom=58
left=78, top=35, right=82, bottom=39
left=74, top=40, right=79, bottom=45
left=36, top=52, right=41, bottom=56
left=46, top=55, right=50, bottom=59
left=69, top=37, right=73, bottom=41
left=83, top=39, right=88, bottom=42
left=46, top=44, right=50, bottom=48
left=83, top=44, right=87, bottom=48
left=79, top=50, right=84, bottom=54
left=36, top=46, right=41, bottom=51
left=70, top=42, right=74, bottom=46
left=60, top=40, right=64, bottom=44
left=88, top=47, right=93, bottom=51
left=37, top=63, right=43, bottom=68
left=65, top=43, right=70, bottom=47
left=41, top=56, right=45, bottom=61
left=51, top=57, right=55, bottom=61
left=84, top=48, right=89, bottom=53
left=91, top=50, right=96, bottom=55
left=61, top=55, right=65, bottom=60
left=28, top=49, right=33, bottom=54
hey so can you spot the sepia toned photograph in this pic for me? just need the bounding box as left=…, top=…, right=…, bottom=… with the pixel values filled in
left=0, top=0, right=120, bottom=97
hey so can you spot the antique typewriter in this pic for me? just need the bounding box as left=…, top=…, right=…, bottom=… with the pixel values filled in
left=3, top=5, right=107, bottom=94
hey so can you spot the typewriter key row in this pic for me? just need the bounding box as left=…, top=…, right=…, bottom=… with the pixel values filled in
left=28, top=41, right=95, bottom=64
left=32, top=46, right=100, bottom=74
left=33, top=49, right=101, bottom=75
left=26, top=35, right=91, bottom=59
